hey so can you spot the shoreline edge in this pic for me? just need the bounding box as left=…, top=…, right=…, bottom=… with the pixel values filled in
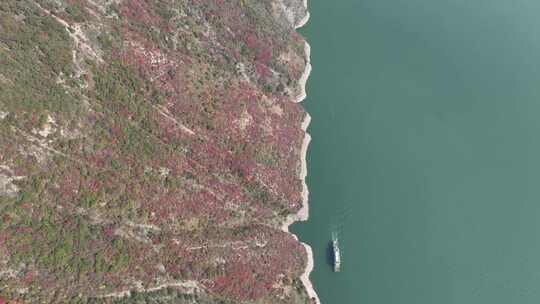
left=281, top=1, right=320, bottom=303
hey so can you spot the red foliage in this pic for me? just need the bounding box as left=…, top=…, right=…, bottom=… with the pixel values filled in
left=102, top=225, right=116, bottom=239
left=256, top=46, right=272, bottom=65
left=121, top=0, right=161, bottom=27
left=244, top=33, right=259, bottom=50
left=255, top=62, right=271, bottom=79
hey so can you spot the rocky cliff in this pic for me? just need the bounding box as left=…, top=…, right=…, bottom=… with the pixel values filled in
left=0, top=0, right=313, bottom=303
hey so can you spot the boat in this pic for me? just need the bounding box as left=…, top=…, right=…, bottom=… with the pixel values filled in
left=332, top=233, right=341, bottom=272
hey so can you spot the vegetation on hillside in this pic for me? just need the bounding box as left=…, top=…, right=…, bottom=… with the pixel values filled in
left=0, top=0, right=312, bottom=303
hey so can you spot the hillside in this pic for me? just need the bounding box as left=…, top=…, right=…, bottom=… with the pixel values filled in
left=0, top=0, right=314, bottom=303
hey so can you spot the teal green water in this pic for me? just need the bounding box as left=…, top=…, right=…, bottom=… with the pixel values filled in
left=291, top=0, right=540, bottom=303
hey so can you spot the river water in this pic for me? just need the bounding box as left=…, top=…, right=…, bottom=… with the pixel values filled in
left=291, top=0, right=540, bottom=303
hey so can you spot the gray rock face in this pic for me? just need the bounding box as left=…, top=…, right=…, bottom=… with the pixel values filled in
left=278, top=0, right=309, bottom=28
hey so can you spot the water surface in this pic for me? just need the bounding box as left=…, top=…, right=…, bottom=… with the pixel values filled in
left=292, top=0, right=540, bottom=303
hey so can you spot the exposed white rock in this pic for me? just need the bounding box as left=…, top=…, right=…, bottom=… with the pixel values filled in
left=100, top=280, right=203, bottom=299
left=0, top=165, right=25, bottom=197
left=36, top=115, right=56, bottom=138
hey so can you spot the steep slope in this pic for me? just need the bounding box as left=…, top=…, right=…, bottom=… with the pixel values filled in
left=0, top=0, right=315, bottom=303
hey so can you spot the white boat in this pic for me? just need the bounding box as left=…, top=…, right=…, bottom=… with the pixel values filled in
left=332, top=233, right=341, bottom=272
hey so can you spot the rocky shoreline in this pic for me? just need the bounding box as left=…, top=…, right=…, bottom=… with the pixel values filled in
left=281, top=0, right=321, bottom=303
